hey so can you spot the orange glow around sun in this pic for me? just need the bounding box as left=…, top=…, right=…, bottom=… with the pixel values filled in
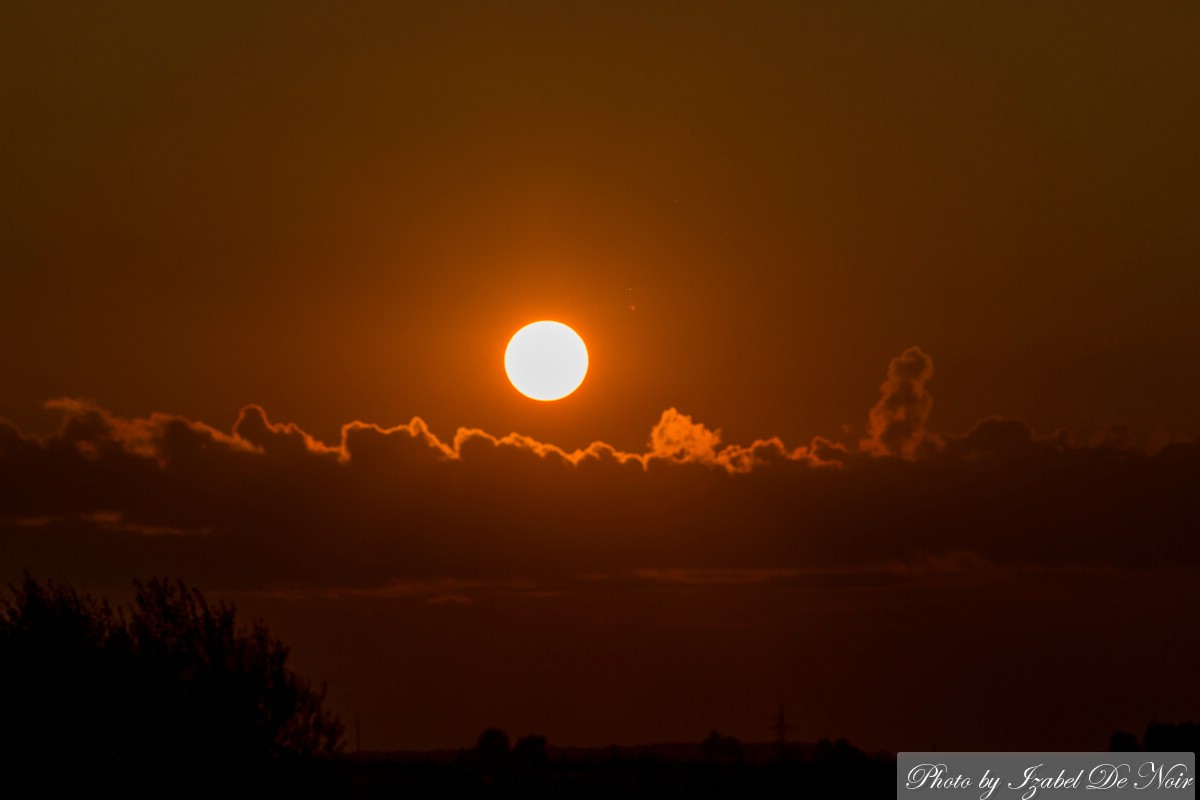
left=504, top=321, right=589, bottom=401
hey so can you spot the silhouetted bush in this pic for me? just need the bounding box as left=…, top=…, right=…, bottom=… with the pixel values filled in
left=0, top=576, right=343, bottom=793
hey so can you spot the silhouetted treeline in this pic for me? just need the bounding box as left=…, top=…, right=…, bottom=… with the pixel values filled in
left=0, top=576, right=344, bottom=794
left=343, top=728, right=894, bottom=799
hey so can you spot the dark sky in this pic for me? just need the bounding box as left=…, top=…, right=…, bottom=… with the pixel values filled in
left=2, top=1, right=1198, bottom=751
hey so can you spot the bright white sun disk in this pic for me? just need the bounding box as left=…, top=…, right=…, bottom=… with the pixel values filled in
left=504, top=321, right=588, bottom=401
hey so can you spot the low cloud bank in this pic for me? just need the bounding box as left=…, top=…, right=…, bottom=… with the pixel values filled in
left=2, top=348, right=1196, bottom=593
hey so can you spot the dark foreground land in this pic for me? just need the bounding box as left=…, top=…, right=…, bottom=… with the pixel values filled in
left=5, top=735, right=895, bottom=797
left=340, top=736, right=894, bottom=799
left=4, top=579, right=1194, bottom=797
left=0, top=577, right=894, bottom=797
left=333, top=721, right=1199, bottom=798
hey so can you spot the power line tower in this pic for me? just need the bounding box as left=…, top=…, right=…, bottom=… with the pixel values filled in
left=770, top=704, right=792, bottom=747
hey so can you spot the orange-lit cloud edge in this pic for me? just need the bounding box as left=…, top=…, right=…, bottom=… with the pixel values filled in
left=7, top=346, right=1152, bottom=476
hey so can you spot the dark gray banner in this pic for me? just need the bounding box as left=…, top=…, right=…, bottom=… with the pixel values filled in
left=898, top=753, right=1195, bottom=799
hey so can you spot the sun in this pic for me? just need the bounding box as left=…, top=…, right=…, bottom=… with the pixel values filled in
left=504, top=321, right=589, bottom=401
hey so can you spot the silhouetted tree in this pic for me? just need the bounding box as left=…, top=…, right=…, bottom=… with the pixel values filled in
left=0, top=575, right=120, bottom=781
left=1110, top=730, right=1141, bottom=752
left=514, top=734, right=548, bottom=765
left=812, top=737, right=868, bottom=765
left=1144, top=721, right=1199, bottom=753
left=702, top=730, right=744, bottom=763
left=475, top=727, right=512, bottom=759
left=124, top=579, right=342, bottom=760
left=0, top=576, right=343, bottom=792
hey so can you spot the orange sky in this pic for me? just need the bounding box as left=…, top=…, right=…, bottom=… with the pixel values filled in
left=1, top=1, right=1198, bottom=751
left=3, top=2, right=1198, bottom=452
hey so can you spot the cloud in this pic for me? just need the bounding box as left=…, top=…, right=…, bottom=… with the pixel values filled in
left=939, top=417, right=1060, bottom=461
left=860, top=345, right=935, bottom=458
left=234, top=404, right=340, bottom=459
left=625, top=552, right=1010, bottom=591
left=648, top=408, right=723, bottom=463
left=1, top=348, right=1197, bottom=597
left=45, top=397, right=255, bottom=463
left=630, top=567, right=802, bottom=586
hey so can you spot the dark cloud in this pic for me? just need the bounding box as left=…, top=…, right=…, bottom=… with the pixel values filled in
left=939, top=417, right=1062, bottom=461
left=1, top=349, right=1197, bottom=597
